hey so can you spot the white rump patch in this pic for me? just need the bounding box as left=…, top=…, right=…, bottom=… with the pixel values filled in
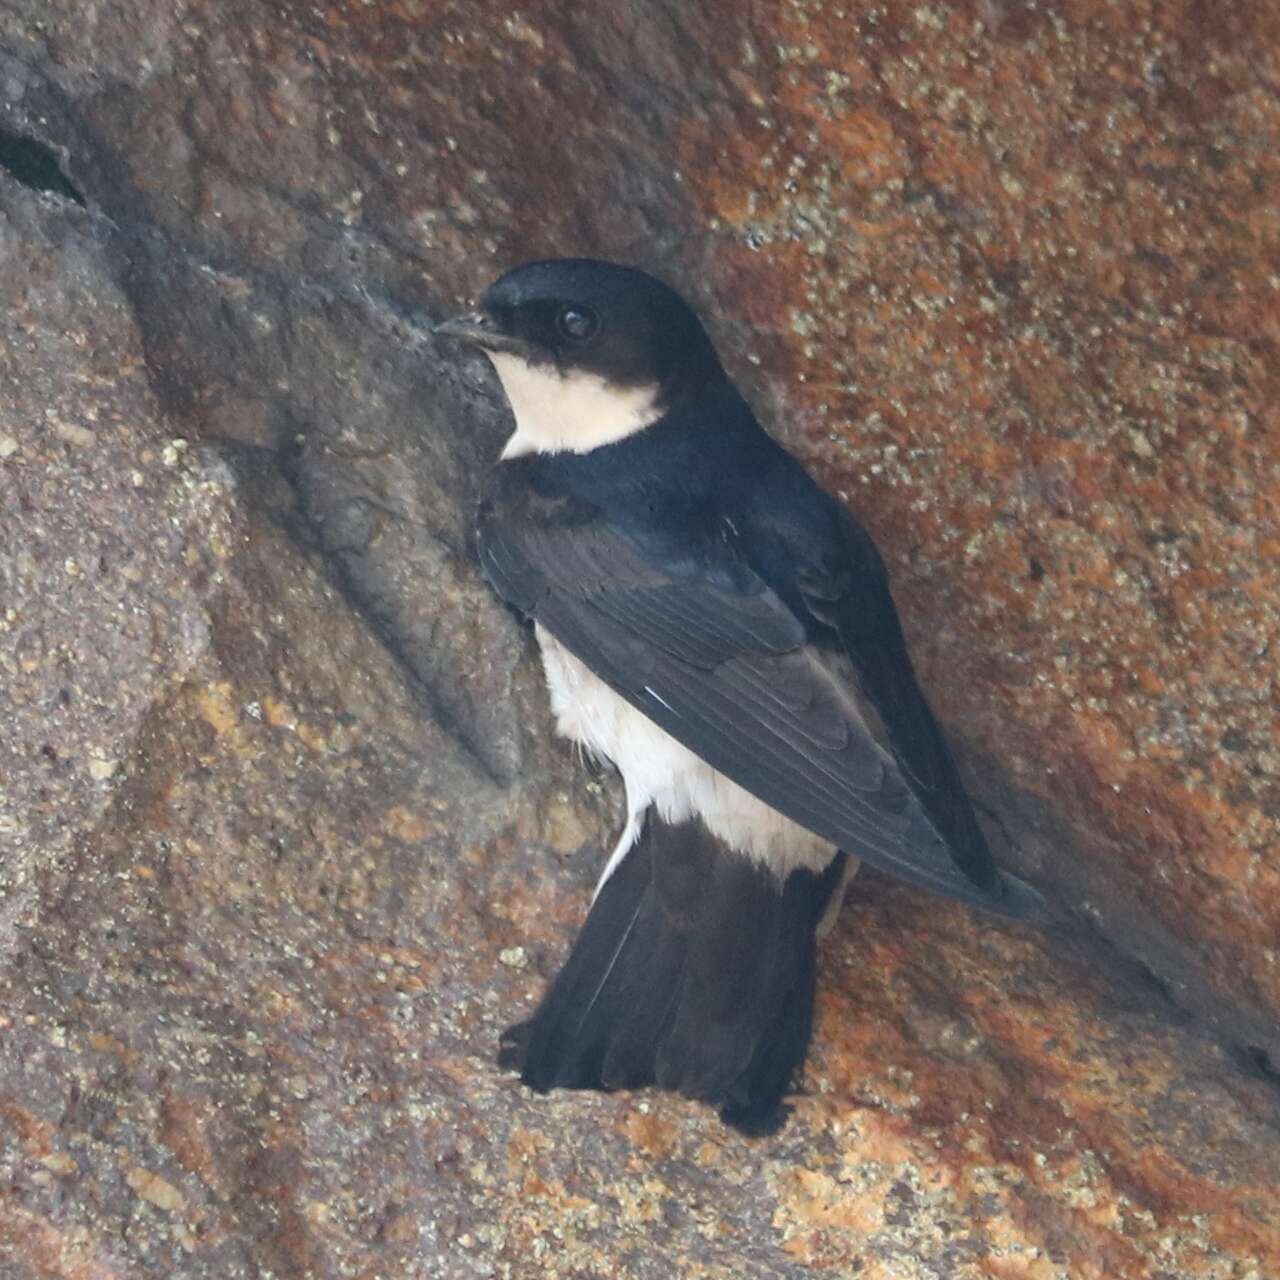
left=534, top=626, right=844, bottom=896
left=486, top=351, right=661, bottom=458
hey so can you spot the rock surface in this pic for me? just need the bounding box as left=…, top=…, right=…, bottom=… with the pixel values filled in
left=0, top=2, right=1276, bottom=1276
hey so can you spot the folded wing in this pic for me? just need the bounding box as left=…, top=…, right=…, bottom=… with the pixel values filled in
left=479, top=481, right=1041, bottom=917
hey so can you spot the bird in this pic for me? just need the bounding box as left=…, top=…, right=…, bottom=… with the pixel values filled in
left=436, top=258, right=1043, bottom=1134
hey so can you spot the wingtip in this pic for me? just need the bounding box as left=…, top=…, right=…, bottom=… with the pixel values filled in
left=989, top=872, right=1049, bottom=921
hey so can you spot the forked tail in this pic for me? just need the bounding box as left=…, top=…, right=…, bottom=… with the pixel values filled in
left=500, top=813, right=848, bottom=1134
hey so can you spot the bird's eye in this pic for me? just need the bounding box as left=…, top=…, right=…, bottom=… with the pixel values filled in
left=556, top=305, right=600, bottom=342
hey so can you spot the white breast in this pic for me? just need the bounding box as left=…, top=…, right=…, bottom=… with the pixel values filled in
left=535, top=626, right=839, bottom=893
left=487, top=352, right=661, bottom=458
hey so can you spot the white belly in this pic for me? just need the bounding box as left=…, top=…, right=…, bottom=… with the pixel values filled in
left=535, top=626, right=839, bottom=888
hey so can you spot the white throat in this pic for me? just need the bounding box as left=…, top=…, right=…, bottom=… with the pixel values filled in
left=486, top=351, right=662, bottom=458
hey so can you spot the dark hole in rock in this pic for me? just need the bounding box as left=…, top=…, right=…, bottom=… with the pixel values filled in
left=0, top=128, right=85, bottom=205
left=1239, top=1043, right=1280, bottom=1087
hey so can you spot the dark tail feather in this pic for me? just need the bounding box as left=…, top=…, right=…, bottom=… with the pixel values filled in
left=500, top=812, right=847, bottom=1134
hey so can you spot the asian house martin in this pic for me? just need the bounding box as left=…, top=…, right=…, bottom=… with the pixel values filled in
left=437, top=259, right=1043, bottom=1133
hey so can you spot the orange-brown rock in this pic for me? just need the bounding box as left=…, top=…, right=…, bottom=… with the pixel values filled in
left=0, top=1, right=1276, bottom=1276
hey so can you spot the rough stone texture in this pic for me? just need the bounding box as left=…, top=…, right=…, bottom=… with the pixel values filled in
left=0, top=1, right=1276, bottom=1276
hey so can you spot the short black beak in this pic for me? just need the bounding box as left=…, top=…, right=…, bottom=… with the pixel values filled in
left=434, top=310, right=530, bottom=356
left=433, top=310, right=493, bottom=344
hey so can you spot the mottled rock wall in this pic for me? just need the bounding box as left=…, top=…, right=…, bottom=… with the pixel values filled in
left=0, top=2, right=1276, bottom=1277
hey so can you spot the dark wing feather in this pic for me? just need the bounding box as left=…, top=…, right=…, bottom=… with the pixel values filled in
left=799, top=520, right=1042, bottom=914
left=479, top=480, right=1041, bottom=917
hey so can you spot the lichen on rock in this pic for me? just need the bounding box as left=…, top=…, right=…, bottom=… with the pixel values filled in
left=0, top=0, right=1277, bottom=1276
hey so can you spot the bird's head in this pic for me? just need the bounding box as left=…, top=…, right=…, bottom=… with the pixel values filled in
left=436, top=259, right=722, bottom=457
